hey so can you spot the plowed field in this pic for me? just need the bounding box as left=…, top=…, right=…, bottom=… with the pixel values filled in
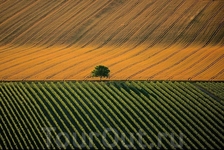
left=0, top=0, right=224, bottom=81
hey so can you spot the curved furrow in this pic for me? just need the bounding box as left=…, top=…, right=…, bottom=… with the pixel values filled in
left=0, top=46, right=69, bottom=74
left=84, top=1, right=172, bottom=47
left=0, top=1, right=34, bottom=25
left=0, top=0, right=49, bottom=41
left=21, top=0, right=93, bottom=47
left=57, top=0, right=118, bottom=47
left=135, top=0, right=193, bottom=49
left=175, top=1, right=217, bottom=48
left=210, top=21, right=224, bottom=46
left=57, top=1, right=125, bottom=45
left=87, top=1, right=169, bottom=48
left=0, top=1, right=58, bottom=45
left=31, top=48, right=123, bottom=80
left=113, top=0, right=193, bottom=54
left=157, top=1, right=210, bottom=49
left=125, top=2, right=217, bottom=80
left=13, top=48, right=107, bottom=80
left=172, top=48, right=224, bottom=81
left=44, top=0, right=111, bottom=47
left=71, top=46, right=156, bottom=79
left=66, top=1, right=134, bottom=47
left=160, top=7, right=223, bottom=47
left=107, top=1, right=196, bottom=77
left=93, top=0, right=172, bottom=49
left=140, top=1, right=187, bottom=47
left=22, top=1, right=84, bottom=47
left=0, top=47, right=79, bottom=80
left=195, top=59, right=224, bottom=81
left=167, top=46, right=222, bottom=80
left=84, top=1, right=184, bottom=53
left=110, top=0, right=170, bottom=49
left=203, top=20, right=224, bottom=47
left=147, top=46, right=221, bottom=80
left=1, top=1, right=66, bottom=45
left=36, top=0, right=102, bottom=47
left=10, top=0, right=71, bottom=46
left=186, top=3, right=224, bottom=47
left=210, top=68, right=224, bottom=80
left=0, top=45, right=68, bottom=65
left=143, top=1, right=209, bottom=49
left=108, top=45, right=177, bottom=79
left=80, top=0, right=149, bottom=48
left=0, top=46, right=46, bottom=66
left=190, top=54, right=224, bottom=80
left=121, top=0, right=188, bottom=50
left=0, top=41, right=68, bottom=59
left=0, top=0, right=18, bottom=15
left=109, top=0, right=165, bottom=48
left=0, top=44, right=22, bottom=54
left=50, top=45, right=143, bottom=79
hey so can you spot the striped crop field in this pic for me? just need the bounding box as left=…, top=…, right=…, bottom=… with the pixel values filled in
left=1, top=81, right=224, bottom=149
left=0, top=0, right=224, bottom=81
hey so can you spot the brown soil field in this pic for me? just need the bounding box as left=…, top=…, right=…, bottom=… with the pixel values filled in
left=0, top=0, right=224, bottom=81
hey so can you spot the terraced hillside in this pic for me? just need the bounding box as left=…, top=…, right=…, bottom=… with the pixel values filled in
left=1, top=81, right=224, bottom=149
left=0, top=0, right=224, bottom=80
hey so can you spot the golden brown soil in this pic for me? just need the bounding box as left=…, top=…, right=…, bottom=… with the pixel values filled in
left=0, top=0, right=223, bottom=81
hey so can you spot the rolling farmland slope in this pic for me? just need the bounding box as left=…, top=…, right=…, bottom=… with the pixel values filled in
left=1, top=81, right=224, bottom=149
left=0, top=0, right=224, bottom=80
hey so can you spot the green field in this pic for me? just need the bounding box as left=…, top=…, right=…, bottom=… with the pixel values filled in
left=0, top=81, right=223, bottom=149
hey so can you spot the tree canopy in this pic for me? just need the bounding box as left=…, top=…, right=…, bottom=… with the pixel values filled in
left=91, top=65, right=110, bottom=80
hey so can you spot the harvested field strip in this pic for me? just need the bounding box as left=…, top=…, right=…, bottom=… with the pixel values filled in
left=0, top=0, right=223, bottom=81
left=91, top=0, right=174, bottom=48
left=148, top=45, right=223, bottom=80
left=42, top=1, right=112, bottom=47
left=124, top=1, right=201, bottom=49
left=71, top=1, right=136, bottom=48
left=166, top=46, right=222, bottom=80
left=87, top=1, right=160, bottom=48
left=0, top=45, right=68, bottom=71
left=10, top=0, right=75, bottom=46
left=0, top=1, right=51, bottom=42
left=0, top=46, right=88, bottom=80
left=190, top=54, right=224, bottom=80
left=178, top=48, right=224, bottom=79
left=79, top=1, right=141, bottom=48
left=0, top=1, right=34, bottom=24
left=0, top=44, right=223, bottom=81
left=1, top=0, right=223, bottom=47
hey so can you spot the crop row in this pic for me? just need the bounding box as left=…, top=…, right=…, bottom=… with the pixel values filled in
left=1, top=81, right=223, bottom=149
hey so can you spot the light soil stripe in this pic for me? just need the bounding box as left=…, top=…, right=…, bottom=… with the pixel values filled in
left=77, top=0, right=137, bottom=47
left=0, top=1, right=34, bottom=24
left=0, top=0, right=48, bottom=38
left=43, top=0, right=109, bottom=47
left=10, top=1, right=70, bottom=45
left=0, top=47, right=75, bottom=78
left=16, top=1, right=84, bottom=46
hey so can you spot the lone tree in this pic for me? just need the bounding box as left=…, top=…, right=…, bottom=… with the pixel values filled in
left=91, top=65, right=110, bottom=80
